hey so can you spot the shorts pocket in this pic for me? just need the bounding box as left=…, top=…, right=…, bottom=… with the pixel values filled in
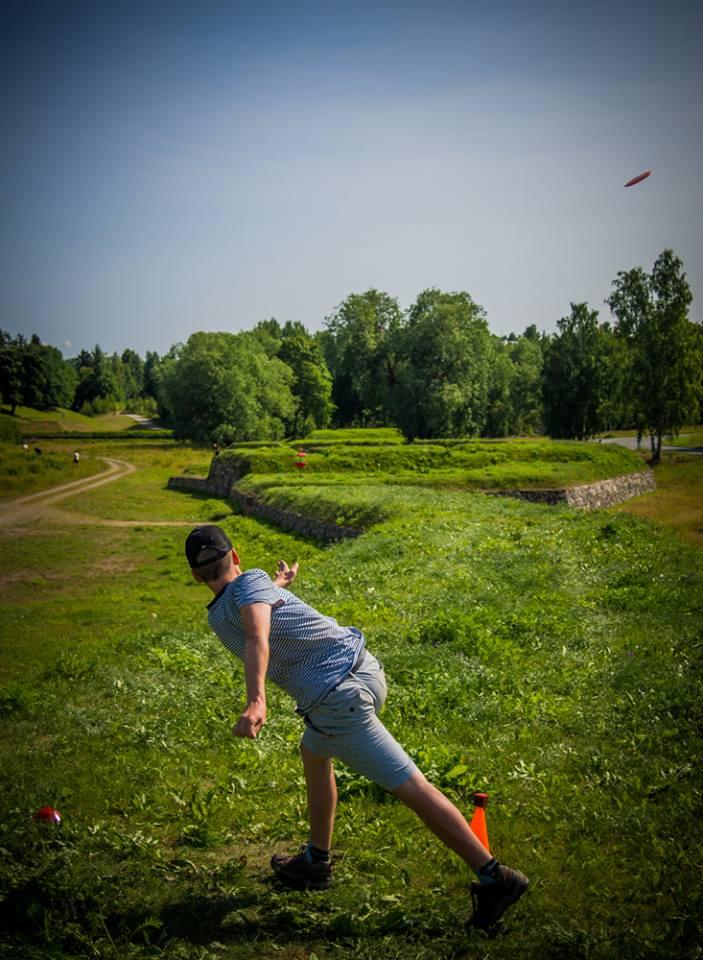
left=304, top=682, right=373, bottom=739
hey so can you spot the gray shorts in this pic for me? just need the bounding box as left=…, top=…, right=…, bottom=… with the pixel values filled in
left=300, top=651, right=418, bottom=792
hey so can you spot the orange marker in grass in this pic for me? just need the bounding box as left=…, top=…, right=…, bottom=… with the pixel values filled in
left=469, top=792, right=491, bottom=853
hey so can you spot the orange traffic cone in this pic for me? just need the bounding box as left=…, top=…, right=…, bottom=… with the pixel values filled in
left=469, top=791, right=491, bottom=853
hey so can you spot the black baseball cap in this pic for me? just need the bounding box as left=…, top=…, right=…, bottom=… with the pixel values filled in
left=185, top=525, right=232, bottom=569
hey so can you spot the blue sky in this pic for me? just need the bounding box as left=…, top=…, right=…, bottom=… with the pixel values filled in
left=1, top=0, right=701, bottom=358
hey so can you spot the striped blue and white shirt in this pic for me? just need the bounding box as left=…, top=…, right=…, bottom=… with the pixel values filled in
left=207, top=568, right=365, bottom=713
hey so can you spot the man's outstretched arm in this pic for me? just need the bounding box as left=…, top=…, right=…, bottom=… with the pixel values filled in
left=235, top=602, right=271, bottom=739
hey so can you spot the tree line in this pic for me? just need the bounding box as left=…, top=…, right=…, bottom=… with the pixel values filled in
left=1, top=249, right=701, bottom=462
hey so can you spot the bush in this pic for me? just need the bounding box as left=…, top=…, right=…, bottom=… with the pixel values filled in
left=78, top=394, right=122, bottom=417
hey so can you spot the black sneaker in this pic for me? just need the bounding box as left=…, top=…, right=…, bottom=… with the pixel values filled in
left=469, top=864, right=529, bottom=930
left=271, top=848, right=333, bottom=890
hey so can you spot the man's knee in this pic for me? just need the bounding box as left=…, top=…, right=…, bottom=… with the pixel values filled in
left=300, top=741, right=329, bottom=765
left=391, top=768, right=429, bottom=800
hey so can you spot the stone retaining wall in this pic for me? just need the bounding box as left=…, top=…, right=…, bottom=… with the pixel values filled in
left=564, top=470, right=656, bottom=508
left=208, top=457, right=243, bottom=497
left=228, top=488, right=360, bottom=541
left=491, top=469, right=655, bottom=510
left=167, top=476, right=212, bottom=493
left=167, top=468, right=656, bottom=542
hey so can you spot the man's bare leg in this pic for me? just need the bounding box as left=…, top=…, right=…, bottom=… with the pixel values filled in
left=301, top=743, right=337, bottom=850
left=392, top=770, right=492, bottom=869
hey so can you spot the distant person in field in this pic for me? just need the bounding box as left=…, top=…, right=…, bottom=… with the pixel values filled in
left=185, top=524, right=529, bottom=931
left=73, top=451, right=80, bottom=464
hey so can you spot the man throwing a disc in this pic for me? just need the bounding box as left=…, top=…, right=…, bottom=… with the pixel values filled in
left=185, top=524, right=529, bottom=931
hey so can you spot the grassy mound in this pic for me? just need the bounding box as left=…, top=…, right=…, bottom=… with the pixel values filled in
left=220, top=438, right=644, bottom=492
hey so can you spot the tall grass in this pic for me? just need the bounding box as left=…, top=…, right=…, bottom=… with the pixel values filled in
left=0, top=443, right=104, bottom=499
left=0, top=439, right=701, bottom=959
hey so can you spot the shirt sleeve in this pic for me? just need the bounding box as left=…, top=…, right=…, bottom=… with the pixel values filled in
left=234, top=568, right=279, bottom=609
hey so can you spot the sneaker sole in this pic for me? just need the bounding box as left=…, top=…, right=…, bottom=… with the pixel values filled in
left=270, top=861, right=333, bottom=891
left=471, top=876, right=529, bottom=930
left=271, top=871, right=333, bottom=890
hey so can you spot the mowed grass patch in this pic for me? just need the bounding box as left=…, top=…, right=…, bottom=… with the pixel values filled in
left=663, top=429, right=703, bottom=448
left=11, top=406, right=137, bottom=433
left=49, top=441, right=216, bottom=522
left=1, top=468, right=702, bottom=960
left=0, top=499, right=321, bottom=681
left=610, top=452, right=703, bottom=549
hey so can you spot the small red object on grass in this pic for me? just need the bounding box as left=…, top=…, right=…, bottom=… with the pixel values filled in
left=33, top=806, right=62, bottom=824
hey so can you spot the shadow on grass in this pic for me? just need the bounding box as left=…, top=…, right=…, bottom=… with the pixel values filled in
left=117, top=890, right=267, bottom=944
left=2, top=865, right=520, bottom=955
left=109, top=880, right=458, bottom=949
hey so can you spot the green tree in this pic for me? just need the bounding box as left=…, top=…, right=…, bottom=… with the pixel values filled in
left=143, top=351, right=162, bottom=401
left=508, top=328, right=545, bottom=434
left=321, top=290, right=403, bottom=426
left=483, top=339, right=515, bottom=437
left=0, top=331, right=25, bottom=414
left=595, top=323, right=631, bottom=435
left=393, top=289, right=493, bottom=439
left=158, top=331, right=295, bottom=444
left=542, top=303, right=606, bottom=440
left=22, top=336, right=77, bottom=410
left=72, top=345, right=123, bottom=414
left=607, top=249, right=701, bottom=461
left=251, top=318, right=284, bottom=358
left=120, top=349, right=144, bottom=405
left=0, top=332, right=76, bottom=413
left=278, top=324, right=334, bottom=436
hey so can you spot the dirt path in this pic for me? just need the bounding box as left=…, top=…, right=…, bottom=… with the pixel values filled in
left=0, top=458, right=200, bottom=529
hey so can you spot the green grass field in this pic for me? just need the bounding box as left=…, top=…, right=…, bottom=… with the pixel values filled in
left=8, top=406, right=138, bottom=433
left=613, top=452, right=703, bottom=548
left=664, top=431, right=703, bottom=448
left=0, top=444, right=106, bottom=499
left=1, top=434, right=701, bottom=960
left=0, top=441, right=204, bottom=502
